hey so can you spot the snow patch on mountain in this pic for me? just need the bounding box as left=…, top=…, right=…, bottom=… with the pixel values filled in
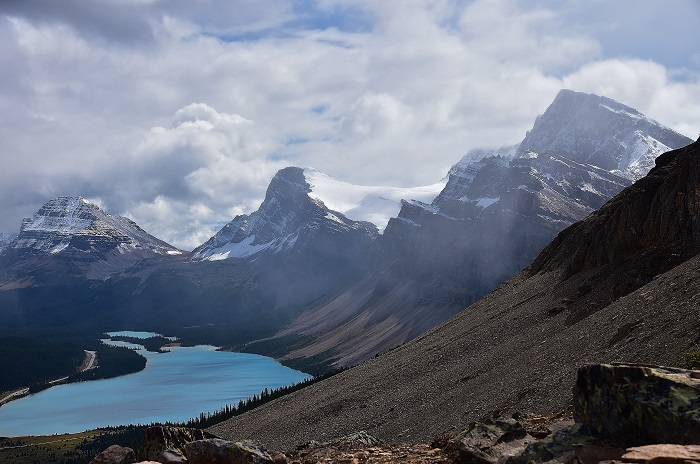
left=475, top=197, right=500, bottom=208
left=0, top=232, right=18, bottom=254
left=304, top=168, right=446, bottom=232
left=613, top=131, right=673, bottom=180
left=205, top=235, right=275, bottom=260
left=599, top=103, right=645, bottom=122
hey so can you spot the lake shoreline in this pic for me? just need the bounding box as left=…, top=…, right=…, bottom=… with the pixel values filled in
left=0, top=334, right=310, bottom=437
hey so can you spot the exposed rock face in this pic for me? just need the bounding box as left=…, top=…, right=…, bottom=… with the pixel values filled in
left=518, top=89, right=690, bottom=180
left=183, top=438, right=280, bottom=464
left=574, top=364, right=700, bottom=446
left=144, top=426, right=216, bottom=461
left=444, top=417, right=535, bottom=463
left=192, top=167, right=378, bottom=261
left=89, top=444, right=136, bottom=464
left=530, top=138, right=700, bottom=304
left=0, top=196, right=183, bottom=283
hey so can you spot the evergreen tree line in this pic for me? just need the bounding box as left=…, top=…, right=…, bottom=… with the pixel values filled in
left=7, top=368, right=346, bottom=464
left=183, top=367, right=346, bottom=428
left=0, top=336, right=85, bottom=391
left=68, top=344, right=146, bottom=382
left=0, top=337, right=147, bottom=395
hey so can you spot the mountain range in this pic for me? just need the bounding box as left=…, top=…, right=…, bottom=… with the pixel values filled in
left=209, top=133, right=700, bottom=450
left=0, top=89, right=693, bottom=373
left=238, top=89, right=692, bottom=368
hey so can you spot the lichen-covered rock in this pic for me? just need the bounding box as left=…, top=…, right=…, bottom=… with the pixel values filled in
left=144, top=426, right=216, bottom=460
left=297, top=430, right=383, bottom=451
left=444, top=417, right=535, bottom=463
left=330, top=430, right=382, bottom=448
left=574, top=364, right=700, bottom=446
left=508, top=424, right=591, bottom=464
left=90, top=444, right=136, bottom=464
left=184, top=438, right=279, bottom=464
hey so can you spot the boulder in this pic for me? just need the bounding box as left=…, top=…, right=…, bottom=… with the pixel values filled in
left=90, top=445, right=136, bottom=464
left=157, top=449, right=188, bottom=463
left=444, top=417, right=535, bottom=463
left=507, top=424, right=586, bottom=464
left=184, top=438, right=280, bottom=464
left=574, top=364, right=700, bottom=446
left=144, top=426, right=216, bottom=460
left=573, top=444, right=625, bottom=464
left=621, top=444, right=700, bottom=463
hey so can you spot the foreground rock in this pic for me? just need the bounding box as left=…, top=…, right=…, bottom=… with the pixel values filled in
left=444, top=417, right=535, bottom=463
left=621, top=444, right=700, bottom=463
left=509, top=363, right=700, bottom=463
left=574, top=364, right=700, bottom=446
left=184, top=438, right=283, bottom=464
left=143, top=426, right=216, bottom=461
left=89, top=445, right=136, bottom=464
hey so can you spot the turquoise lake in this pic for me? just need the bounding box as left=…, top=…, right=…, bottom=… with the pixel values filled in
left=0, top=332, right=310, bottom=437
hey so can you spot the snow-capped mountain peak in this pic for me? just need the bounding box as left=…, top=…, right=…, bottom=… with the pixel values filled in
left=394, top=89, right=692, bottom=236
left=10, top=196, right=180, bottom=256
left=192, top=167, right=381, bottom=261
left=193, top=166, right=448, bottom=262
left=517, top=89, right=691, bottom=178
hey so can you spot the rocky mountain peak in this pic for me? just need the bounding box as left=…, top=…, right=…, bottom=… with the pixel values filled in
left=192, top=167, right=378, bottom=261
left=9, top=196, right=180, bottom=257
left=518, top=89, right=691, bottom=178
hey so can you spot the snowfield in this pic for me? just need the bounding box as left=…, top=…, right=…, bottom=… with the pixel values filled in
left=304, top=168, right=446, bottom=232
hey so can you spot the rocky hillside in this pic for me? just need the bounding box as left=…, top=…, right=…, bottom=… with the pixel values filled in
left=209, top=138, right=700, bottom=450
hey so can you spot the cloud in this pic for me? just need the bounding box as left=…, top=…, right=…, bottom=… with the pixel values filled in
left=0, top=0, right=699, bottom=249
left=112, top=104, right=286, bottom=250
left=563, top=59, right=700, bottom=137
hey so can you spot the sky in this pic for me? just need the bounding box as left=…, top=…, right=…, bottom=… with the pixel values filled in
left=1, top=0, right=699, bottom=250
